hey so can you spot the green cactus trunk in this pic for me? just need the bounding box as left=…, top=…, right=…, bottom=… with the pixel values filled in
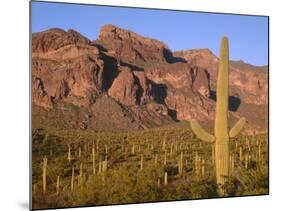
left=190, top=36, right=246, bottom=196
left=215, top=37, right=230, bottom=195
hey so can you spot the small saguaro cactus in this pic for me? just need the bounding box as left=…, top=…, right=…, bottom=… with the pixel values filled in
left=33, top=184, right=37, bottom=194
left=98, top=160, right=102, bottom=174
left=154, top=154, right=158, bottom=166
left=178, top=152, right=183, bottom=175
left=258, top=140, right=262, bottom=161
left=201, top=159, right=205, bottom=177
left=190, top=37, right=246, bottom=196
left=162, top=135, right=167, bottom=150
left=92, top=145, right=96, bottom=175
left=131, top=144, right=135, bottom=155
left=78, top=146, right=82, bottom=158
left=56, top=176, right=60, bottom=194
left=164, top=172, right=168, bottom=186
left=79, top=163, right=83, bottom=177
left=103, top=157, right=108, bottom=172
left=194, top=151, right=200, bottom=175
left=71, top=166, right=75, bottom=192
left=245, top=154, right=249, bottom=169
left=239, top=146, right=243, bottom=161
left=230, top=153, right=235, bottom=174
left=67, top=144, right=72, bottom=162
left=42, top=156, right=47, bottom=193
left=164, top=150, right=167, bottom=165
left=140, top=154, right=144, bottom=170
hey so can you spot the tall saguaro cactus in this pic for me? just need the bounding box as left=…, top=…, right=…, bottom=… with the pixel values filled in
left=190, top=36, right=246, bottom=196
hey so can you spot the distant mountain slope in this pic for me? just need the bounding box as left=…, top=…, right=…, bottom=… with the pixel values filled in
left=32, top=25, right=268, bottom=133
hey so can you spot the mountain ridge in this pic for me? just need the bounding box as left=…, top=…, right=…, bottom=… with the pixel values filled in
left=32, top=24, right=268, bottom=133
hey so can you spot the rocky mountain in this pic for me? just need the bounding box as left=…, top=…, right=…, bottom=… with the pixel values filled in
left=32, top=24, right=268, bottom=133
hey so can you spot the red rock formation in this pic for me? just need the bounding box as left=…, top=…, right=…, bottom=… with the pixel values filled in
left=32, top=28, right=110, bottom=108
left=32, top=25, right=268, bottom=132
left=133, top=71, right=152, bottom=105
left=108, top=67, right=138, bottom=106
left=32, top=28, right=90, bottom=53
left=144, top=62, right=212, bottom=121
left=174, top=49, right=268, bottom=105
left=98, top=24, right=172, bottom=65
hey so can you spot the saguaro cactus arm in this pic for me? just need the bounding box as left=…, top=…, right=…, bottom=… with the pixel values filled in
left=190, top=120, right=215, bottom=143
left=229, top=117, right=246, bottom=138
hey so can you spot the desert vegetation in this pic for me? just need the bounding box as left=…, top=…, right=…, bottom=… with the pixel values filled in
left=32, top=124, right=268, bottom=209
left=31, top=24, right=269, bottom=210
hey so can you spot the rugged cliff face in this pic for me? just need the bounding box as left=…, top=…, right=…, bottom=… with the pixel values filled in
left=32, top=25, right=268, bottom=132
left=174, top=49, right=268, bottom=105
left=97, top=24, right=173, bottom=65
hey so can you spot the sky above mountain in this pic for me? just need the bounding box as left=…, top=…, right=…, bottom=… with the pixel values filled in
left=31, top=1, right=268, bottom=66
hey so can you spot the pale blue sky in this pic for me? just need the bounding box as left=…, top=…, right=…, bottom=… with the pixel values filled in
left=31, top=1, right=268, bottom=66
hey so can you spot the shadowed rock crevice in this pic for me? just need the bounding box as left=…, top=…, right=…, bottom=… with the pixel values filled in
left=99, top=53, right=119, bottom=92
left=150, top=81, right=167, bottom=105
left=168, top=109, right=178, bottom=121
left=133, top=74, right=144, bottom=105
left=163, top=48, right=187, bottom=63
left=210, top=90, right=241, bottom=112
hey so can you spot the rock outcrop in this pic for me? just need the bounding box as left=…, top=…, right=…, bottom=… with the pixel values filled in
left=32, top=28, right=91, bottom=53
left=32, top=25, right=268, bottom=132
left=98, top=24, right=173, bottom=65
left=174, top=49, right=268, bottom=105
left=32, top=28, right=118, bottom=108
left=108, top=67, right=138, bottom=106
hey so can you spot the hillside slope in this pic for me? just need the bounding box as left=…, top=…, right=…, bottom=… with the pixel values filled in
left=32, top=25, right=268, bottom=133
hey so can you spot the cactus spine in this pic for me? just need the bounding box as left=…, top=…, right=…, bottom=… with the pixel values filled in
left=190, top=37, right=246, bottom=196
